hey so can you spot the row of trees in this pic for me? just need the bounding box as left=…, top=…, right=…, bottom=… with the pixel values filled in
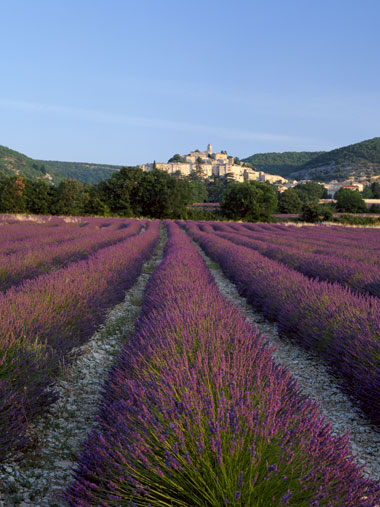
left=278, top=181, right=372, bottom=215
left=0, top=168, right=376, bottom=221
left=0, top=169, right=203, bottom=218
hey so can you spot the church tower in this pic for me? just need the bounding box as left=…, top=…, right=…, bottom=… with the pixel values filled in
left=207, top=143, right=212, bottom=155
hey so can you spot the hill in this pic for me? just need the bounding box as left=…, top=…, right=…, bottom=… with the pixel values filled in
left=0, top=144, right=122, bottom=185
left=242, top=151, right=324, bottom=178
left=36, top=160, right=121, bottom=184
left=291, top=137, right=380, bottom=182
left=0, top=145, right=60, bottom=183
left=242, top=137, right=380, bottom=182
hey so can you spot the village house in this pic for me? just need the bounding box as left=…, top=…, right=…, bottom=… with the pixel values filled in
left=140, top=144, right=288, bottom=184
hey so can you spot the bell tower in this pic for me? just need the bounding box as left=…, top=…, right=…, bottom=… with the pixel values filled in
left=207, top=143, right=212, bottom=156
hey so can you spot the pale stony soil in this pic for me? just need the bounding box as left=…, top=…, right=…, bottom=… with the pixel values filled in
left=0, top=228, right=166, bottom=507
left=194, top=242, right=380, bottom=481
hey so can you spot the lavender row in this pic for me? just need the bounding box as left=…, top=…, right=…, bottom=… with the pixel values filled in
left=67, top=222, right=380, bottom=507
left=0, top=220, right=160, bottom=461
left=0, top=216, right=130, bottom=255
left=241, top=222, right=380, bottom=248
left=183, top=222, right=380, bottom=429
left=211, top=222, right=380, bottom=268
left=0, top=220, right=145, bottom=292
left=210, top=228, right=380, bottom=298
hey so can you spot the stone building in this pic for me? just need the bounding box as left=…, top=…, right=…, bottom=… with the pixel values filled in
left=140, top=144, right=287, bottom=184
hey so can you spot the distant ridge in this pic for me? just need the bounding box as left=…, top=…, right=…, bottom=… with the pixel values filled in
left=243, top=137, right=380, bottom=182
left=0, top=144, right=122, bottom=184
left=36, top=160, right=121, bottom=184
left=0, top=145, right=60, bottom=182
left=242, top=151, right=324, bottom=178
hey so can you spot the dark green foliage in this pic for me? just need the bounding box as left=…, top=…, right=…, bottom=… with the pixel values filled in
left=334, top=214, right=380, bottom=226
left=221, top=181, right=277, bottom=221
left=167, top=154, right=186, bottom=163
left=52, top=179, right=85, bottom=216
left=363, top=181, right=380, bottom=199
left=242, top=151, right=324, bottom=177
left=98, top=167, right=192, bottom=218
left=278, top=188, right=302, bottom=213
left=25, top=179, right=55, bottom=215
left=97, top=167, right=145, bottom=216
left=0, top=145, right=61, bottom=182
left=294, top=181, right=326, bottom=203
left=369, top=204, right=380, bottom=213
left=303, top=137, right=380, bottom=169
left=335, top=188, right=367, bottom=213
left=187, top=174, right=208, bottom=203
left=299, top=203, right=323, bottom=223
left=82, top=189, right=110, bottom=216
left=320, top=205, right=335, bottom=221
left=242, top=137, right=380, bottom=181
left=206, top=175, right=233, bottom=202
left=0, top=176, right=27, bottom=213
left=37, top=160, right=121, bottom=184
left=0, top=145, right=120, bottom=185
left=371, top=182, right=380, bottom=198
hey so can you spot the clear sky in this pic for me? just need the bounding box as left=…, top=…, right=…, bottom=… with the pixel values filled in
left=0, top=0, right=379, bottom=165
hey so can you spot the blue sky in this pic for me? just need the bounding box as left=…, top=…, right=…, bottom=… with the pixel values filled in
left=0, top=0, right=379, bottom=165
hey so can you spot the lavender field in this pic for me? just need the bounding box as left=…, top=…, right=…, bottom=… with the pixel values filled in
left=1, top=216, right=380, bottom=506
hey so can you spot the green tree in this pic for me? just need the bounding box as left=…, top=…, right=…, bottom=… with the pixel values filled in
left=188, top=174, right=208, bottom=203
left=206, top=175, right=229, bottom=202
left=299, top=202, right=323, bottom=223
left=82, top=187, right=110, bottom=216
left=193, top=157, right=204, bottom=178
left=335, top=188, right=367, bottom=213
left=278, top=188, right=302, bottom=213
left=25, top=179, right=54, bottom=215
left=140, top=169, right=191, bottom=218
left=294, top=181, right=326, bottom=203
left=53, top=179, right=84, bottom=215
left=362, top=185, right=373, bottom=198
left=168, top=154, right=184, bottom=163
left=98, top=167, right=145, bottom=216
left=0, top=176, right=27, bottom=213
left=220, top=181, right=277, bottom=221
left=371, top=182, right=380, bottom=198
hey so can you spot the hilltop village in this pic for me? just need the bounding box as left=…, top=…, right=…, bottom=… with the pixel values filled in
left=140, top=144, right=289, bottom=184
left=139, top=144, right=369, bottom=198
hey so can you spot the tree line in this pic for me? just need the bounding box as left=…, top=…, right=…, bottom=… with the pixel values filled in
left=0, top=167, right=376, bottom=222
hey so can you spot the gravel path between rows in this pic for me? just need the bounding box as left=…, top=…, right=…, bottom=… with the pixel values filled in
left=0, top=227, right=166, bottom=507
left=193, top=240, right=380, bottom=482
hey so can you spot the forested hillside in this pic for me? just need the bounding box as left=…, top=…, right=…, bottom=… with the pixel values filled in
left=0, top=145, right=122, bottom=185
left=0, top=145, right=60, bottom=182
left=37, top=160, right=121, bottom=184
left=242, top=151, right=324, bottom=177
left=243, top=137, right=380, bottom=182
